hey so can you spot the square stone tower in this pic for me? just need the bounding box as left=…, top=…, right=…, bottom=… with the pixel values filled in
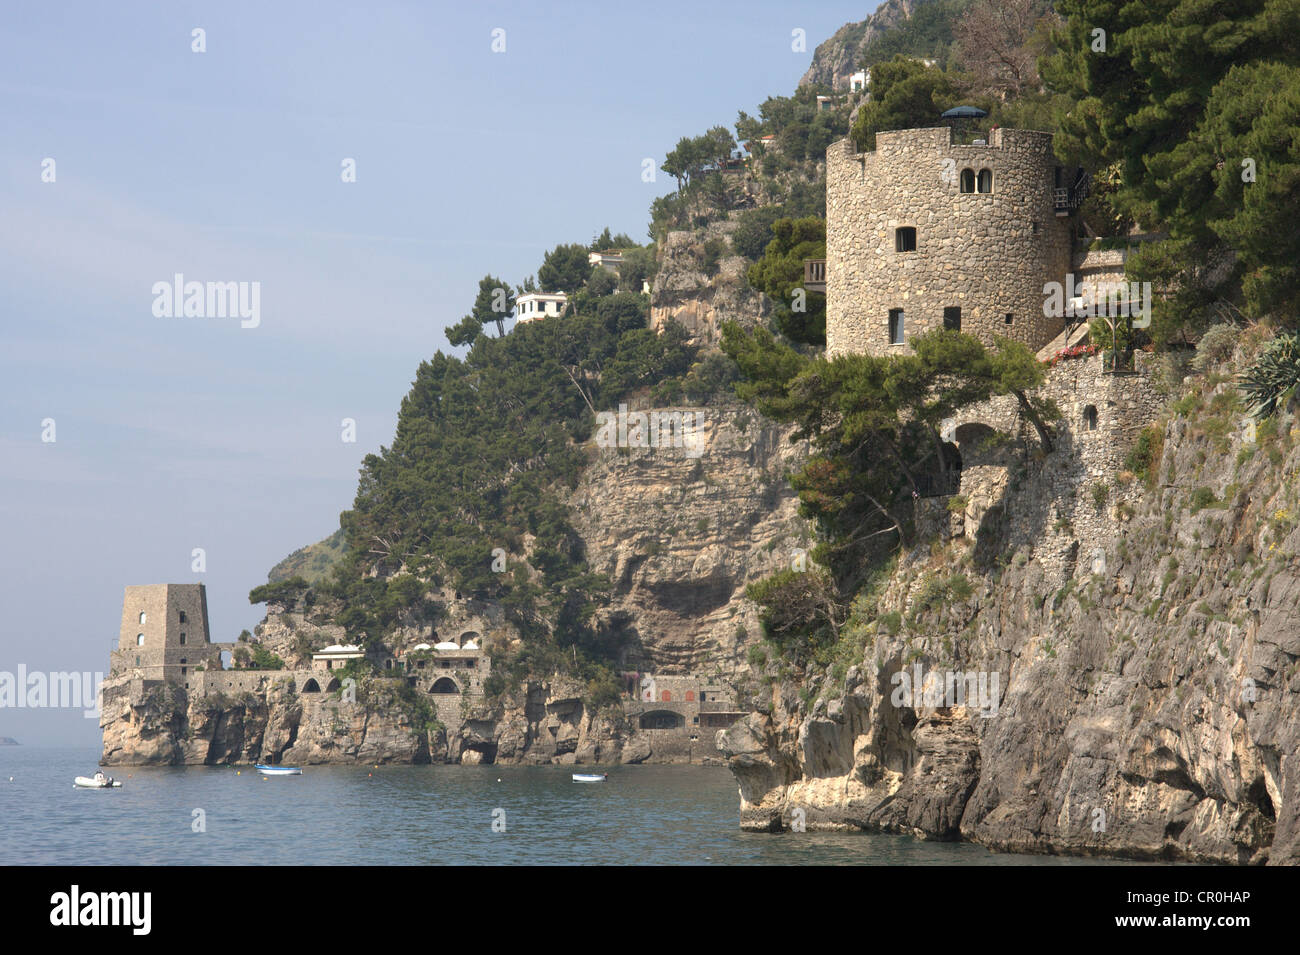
left=825, top=127, right=1074, bottom=358
left=111, top=584, right=218, bottom=683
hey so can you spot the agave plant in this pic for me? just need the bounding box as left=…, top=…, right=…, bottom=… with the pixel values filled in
left=1240, top=332, right=1300, bottom=419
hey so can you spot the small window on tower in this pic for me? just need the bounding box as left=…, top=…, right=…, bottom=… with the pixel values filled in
left=944, top=307, right=961, bottom=331
left=977, top=169, right=993, bottom=193
left=179, top=610, right=187, bottom=623
left=889, top=309, right=905, bottom=345
left=139, top=611, right=146, bottom=624
left=895, top=227, right=917, bottom=252
left=136, top=633, right=145, bottom=647
left=960, top=169, right=975, bottom=193
left=179, top=633, right=187, bottom=645
left=1005, top=313, right=1014, bottom=326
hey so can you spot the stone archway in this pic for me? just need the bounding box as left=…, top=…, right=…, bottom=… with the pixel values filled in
left=431, top=677, right=460, bottom=695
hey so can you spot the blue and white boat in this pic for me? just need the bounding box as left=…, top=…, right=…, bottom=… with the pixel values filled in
left=255, top=764, right=302, bottom=776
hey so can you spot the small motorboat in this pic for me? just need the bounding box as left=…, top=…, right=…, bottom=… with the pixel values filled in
left=255, top=764, right=302, bottom=776
left=572, top=773, right=608, bottom=783
left=74, top=773, right=121, bottom=789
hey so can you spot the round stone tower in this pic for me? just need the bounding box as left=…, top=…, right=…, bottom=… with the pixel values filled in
left=825, top=126, right=1073, bottom=358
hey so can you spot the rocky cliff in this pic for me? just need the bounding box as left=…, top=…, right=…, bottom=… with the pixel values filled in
left=720, top=338, right=1300, bottom=864
left=800, top=0, right=923, bottom=90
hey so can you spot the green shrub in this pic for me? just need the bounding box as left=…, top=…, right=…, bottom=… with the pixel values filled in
left=1192, top=324, right=1238, bottom=371
left=1124, top=425, right=1164, bottom=485
left=1189, top=487, right=1219, bottom=514
left=1091, top=482, right=1109, bottom=510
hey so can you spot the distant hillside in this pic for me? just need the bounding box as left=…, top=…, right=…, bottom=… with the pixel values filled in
left=0, top=737, right=18, bottom=745
left=801, top=0, right=971, bottom=90
left=266, top=528, right=346, bottom=584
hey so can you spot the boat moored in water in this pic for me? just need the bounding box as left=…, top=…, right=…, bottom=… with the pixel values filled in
left=572, top=773, right=608, bottom=783
left=74, top=773, right=121, bottom=789
left=255, top=764, right=303, bottom=775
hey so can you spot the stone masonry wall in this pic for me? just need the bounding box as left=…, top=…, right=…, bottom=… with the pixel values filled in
left=826, top=127, right=1072, bottom=358
left=949, top=353, right=1165, bottom=589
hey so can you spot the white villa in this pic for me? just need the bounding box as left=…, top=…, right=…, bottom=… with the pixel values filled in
left=588, top=250, right=624, bottom=271
left=515, top=291, right=568, bottom=324
left=312, top=644, right=365, bottom=670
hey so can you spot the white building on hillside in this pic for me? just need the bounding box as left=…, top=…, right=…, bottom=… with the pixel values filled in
left=588, top=250, right=624, bottom=271
left=515, top=292, right=568, bottom=324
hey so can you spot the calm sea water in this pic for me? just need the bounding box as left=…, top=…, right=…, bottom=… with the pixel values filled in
left=1, top=747, right=1122, bottom=865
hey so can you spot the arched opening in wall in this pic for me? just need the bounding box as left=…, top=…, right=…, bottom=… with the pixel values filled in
left=895, top=227, right=917, bottom=252
left=685, top=690, right=695, bottom=701
left=661, top=690, right=672, bottom=702
left=1083, top=405, right=1098, bottom=431
left=917, top=441, right=963, bottom=496
left=960, top=168, right=975, bottom=193
left=639, top=710, right=684, bottom=730
left=954, top=422, right=999, bottom=460
left=458, top=631, right=480, bottom=648
left=136, top=633, right=145, bottom=647
left=138, top=611, right=146, bottom=624
left=977, top=169, right=993, bottom=193
left=325, top=678, right=341, bottom=693
left=384, top=658, right=393, bottom=669
left=431, top=677, right=460, bottom=694
left=219, top=651, right=232, bottom=670
left=302, top=679, right=321, bottom=693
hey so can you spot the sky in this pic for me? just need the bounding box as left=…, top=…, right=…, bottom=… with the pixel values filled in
left=0, top=0, right=874, bottom=745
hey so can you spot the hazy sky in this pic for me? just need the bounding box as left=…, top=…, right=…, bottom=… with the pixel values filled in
left=1, top=1, right=872, bottom=744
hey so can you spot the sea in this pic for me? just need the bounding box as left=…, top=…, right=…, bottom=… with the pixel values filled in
left=0, top=746, right=1129, bottom=865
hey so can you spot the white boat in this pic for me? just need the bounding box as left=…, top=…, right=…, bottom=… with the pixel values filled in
left=572, top=773, right=608, bottom=783
left=255, top=764, right=302, bottom=776
left=74, top=774, right=121, bottom=789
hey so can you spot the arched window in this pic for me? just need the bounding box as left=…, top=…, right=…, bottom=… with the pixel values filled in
left=138, top=611, right=146, bottom=624
left=325, top=678, right=341, bottom=693
left=977, top=169, right=993, bottom=193
left=136, top=633, right=145, bottom=647
left=685, top=691, right=695, bottom=702
left=960, top=168, right=975, bottom=193
left=661, top=689, right=672, bottom=702
left=302, top=679, right=321, bottom=693
left=431, top=677, right=460, bottom=694
left=1083, top=405, right=1098, bottom=431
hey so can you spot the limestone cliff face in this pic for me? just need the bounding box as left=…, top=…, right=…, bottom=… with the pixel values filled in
left=100, top=676, right=432, bottom=766
left=721, top=350, right=1300, bottom=864
left=800, top=0, right=922, bottom=91
left=570, top=401, right=809, bottom=675
left=650, top=226, right=769, bottom=347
